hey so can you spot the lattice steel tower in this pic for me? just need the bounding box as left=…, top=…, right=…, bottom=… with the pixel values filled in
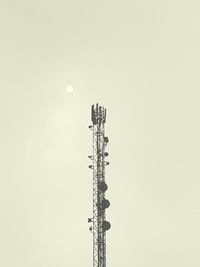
left=88, top=103, right=111, bottom=267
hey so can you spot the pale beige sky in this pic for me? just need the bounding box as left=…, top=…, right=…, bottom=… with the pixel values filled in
left=0, top=0, right=200, bottom=266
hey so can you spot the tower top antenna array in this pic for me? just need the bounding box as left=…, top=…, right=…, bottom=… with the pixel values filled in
left=88, top=103, right=111, bottom=267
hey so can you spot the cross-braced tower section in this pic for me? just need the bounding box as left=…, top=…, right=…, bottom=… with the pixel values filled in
left=88, top=103, right=111, bottom=267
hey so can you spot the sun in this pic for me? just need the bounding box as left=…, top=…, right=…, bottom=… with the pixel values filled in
left=65, top=85, right=74, bottom=94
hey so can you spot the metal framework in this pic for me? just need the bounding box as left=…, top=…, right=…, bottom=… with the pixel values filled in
left=88, top=103, right=111, bottom=267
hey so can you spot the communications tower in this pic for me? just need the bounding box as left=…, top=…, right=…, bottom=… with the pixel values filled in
left=88, top=103, right=111, bottom=267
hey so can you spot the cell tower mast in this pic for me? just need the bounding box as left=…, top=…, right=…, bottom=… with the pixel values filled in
left=88, top=103, right=111, bottom=267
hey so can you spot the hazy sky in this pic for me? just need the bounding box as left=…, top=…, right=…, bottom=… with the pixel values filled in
left=1, top=0, right=200, bottom=266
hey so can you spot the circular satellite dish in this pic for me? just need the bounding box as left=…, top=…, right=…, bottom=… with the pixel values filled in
left=102, top=221, right=111, bottom=231
left=99, top=182, right=108, bottom=192
left=101, top=199, right=110, bottom=209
